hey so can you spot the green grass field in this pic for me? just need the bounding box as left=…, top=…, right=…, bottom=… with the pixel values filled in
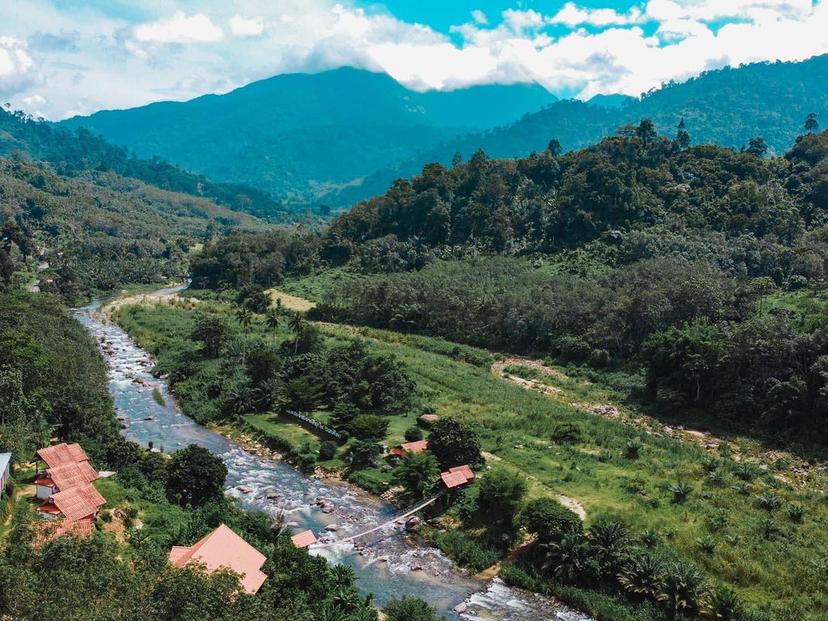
left=113, top=293, right=828, bottom=620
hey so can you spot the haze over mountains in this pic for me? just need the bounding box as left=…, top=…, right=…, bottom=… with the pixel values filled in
left=60, top=54, right=828, bottom=210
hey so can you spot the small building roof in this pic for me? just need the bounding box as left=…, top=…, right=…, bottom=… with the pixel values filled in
left=290, top=530, right=317, bottom=549
left=440, top=464, right=475, bottom=489
left=42, top=462, right=99, bottom=491
left=42, top=483, right=106, bottom=521
left=0, top=452, right=10, bottom=473
left=390, top=440, right=429, bottom=457
left=168, top=524, right=267, bottom=594
left=37, top=443, right=92, bottom=470
left=419, top=414, right=439, bottom=423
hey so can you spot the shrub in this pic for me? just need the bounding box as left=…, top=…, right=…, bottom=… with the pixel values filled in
left=384, top=597, right=438, bottom=621
left=428, top=418, right=481, bottom=469
left=668, top=480, right=693, bottom=504
left=404, top=426, right=424, bottom=442
left=757, top=492, right=782, bottom=512
left=787, top=503, right=805, bottom=523
left=733, top=462, right=760, bottom=481
left=551, top=421, right=584, bottom=445
left=624, top=438, right=643, bottom=459
left=478, top=468, right=528, bottom=530
left=432, top=530, right=499, bottom=573
left=521, top=497, right=582, bottom=542
left=349, top=414, right=389, bottom=440
left=318, top=441, right=337, bottom=461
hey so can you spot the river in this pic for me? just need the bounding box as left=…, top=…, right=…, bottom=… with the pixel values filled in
left=74, top=293, right=591, bottom=621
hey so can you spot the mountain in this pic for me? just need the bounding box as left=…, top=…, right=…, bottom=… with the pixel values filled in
left=328, top=54, right=828, bottom=206
left=59, top=67, right=556, bottom=201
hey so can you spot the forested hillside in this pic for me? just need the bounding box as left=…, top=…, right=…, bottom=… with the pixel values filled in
left=1, top=107, right=290, bottom=221
left=0, top=155, right=268, bottom=301
left=328, top=55, right=828, bottom=206
left=59, top=68, right=556, bottom=201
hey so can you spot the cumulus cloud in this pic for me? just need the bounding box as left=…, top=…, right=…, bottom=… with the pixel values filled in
left=0, top=37, right=36, bottom=96
left=471, top=10, right=488, bottom=26
left=229, top=15, right=265, bottom=38
left=132, top=11, right=224, bottom=44
left=550, top=2, right=643, bottom=27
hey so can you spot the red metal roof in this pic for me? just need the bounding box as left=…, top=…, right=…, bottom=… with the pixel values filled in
left=37, top=443, right=92, bottom=469
left=168, top=524, right=268, bottom=594
left=440, top=464, right=475, bottom=489
left=290, top=530, right=317, bottom=549
left=390, top=440, right=429, bottom=457
left=41, top=483, right=105, bottom=521
left=43, top=462, right=98, bottom=491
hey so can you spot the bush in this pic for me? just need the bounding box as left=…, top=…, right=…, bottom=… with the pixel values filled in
left=428, top=418, right=481, bottom=469
left=478, top=468, right=528, bottom=530
left=346, top=469, right=390, bottom=495
left=404, top=426, right=423, bottom=442
left=551, top=422, right=584, bottom=445
left=787, top=503, right=805, bottom=523
left=432, top=530, right=499, bottom=573
left=384, top=597, right=438, bottom=621
left=318, top=440, right=337, bottom=461
left=349, top=414, right=390, bottom=440
left=521, top=497, right=583, bottom=542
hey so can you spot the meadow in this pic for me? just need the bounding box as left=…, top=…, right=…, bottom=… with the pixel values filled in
left=113, top=294, right=828, bottom=621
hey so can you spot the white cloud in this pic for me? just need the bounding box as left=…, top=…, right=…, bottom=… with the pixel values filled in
left=229, top=15, right=265, bottom=38
left=132, top=11, right=224, bottom=44
left=0, top=37, right=36, bottom=96
left=550, top=2, right=643, bottom=27
left=471, top=10, right=488, bottom=25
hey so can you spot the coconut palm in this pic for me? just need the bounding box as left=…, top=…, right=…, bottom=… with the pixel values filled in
left=541, top=531, right=592, bottom=585
left=392, top=451, right=439, bottom=499
left=330, top=564, right=356, bottom=590
left=265, top=307, right=281, bottom=330
left=235, top=306, right=253, bottom=331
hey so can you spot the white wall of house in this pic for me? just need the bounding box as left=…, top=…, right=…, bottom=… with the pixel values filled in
left=36, top=484, right=55, bottom=500
left=0, top=453, right=11, bottom=490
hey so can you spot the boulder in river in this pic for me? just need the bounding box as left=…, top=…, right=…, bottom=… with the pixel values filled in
left=405, top=516, right=423, bottom=532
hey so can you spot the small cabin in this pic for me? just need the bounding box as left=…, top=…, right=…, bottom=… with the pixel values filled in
left=440, top=465, right=475, bottom=489
left=35, top=443, right=98, bottom=500
left=388, top=440, right=429, bottom=459
left=291, top=529, right=317, bottom=549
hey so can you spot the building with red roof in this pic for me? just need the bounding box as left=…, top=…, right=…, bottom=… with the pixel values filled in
left=440, top=465, right=476, bottom=489
left=418, top=414, right=439, bottom=426
left=35, top=443, right=98, bottom=501
left=38, top=483, right=106, bottom=521
left=389, top=439, right=429, bottom=459
left=290, top=530, right=317, bottom=549
left=168, top=524, right=268, bottom=594
left=35, top=516, right=95, bottom=547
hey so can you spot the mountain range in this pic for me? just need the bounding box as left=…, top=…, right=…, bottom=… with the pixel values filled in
left=60, top=55, right=828, bottom=211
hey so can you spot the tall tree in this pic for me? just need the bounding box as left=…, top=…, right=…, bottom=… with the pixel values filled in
left=675, top=118, right=690, bottom=150
left=805, top=112, right=819, bottom=134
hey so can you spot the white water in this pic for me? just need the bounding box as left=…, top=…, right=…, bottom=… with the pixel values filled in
left=74, top=293, right=592, bottom=621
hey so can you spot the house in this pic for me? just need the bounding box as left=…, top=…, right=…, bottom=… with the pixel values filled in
left=35, top=443, right=98, bottom=500
left=35, top=516, right=95, bottom=547
left=290, top=529, right=317, bottom=549
left=389, top=440, right=429, bottom=459
left=440, top=465, right=476, bottom=489
left=168, top=524, right=268, bottom=594
left=38, top=483, right=106, bottom=522
left=0, top=452, right=11, bottom=490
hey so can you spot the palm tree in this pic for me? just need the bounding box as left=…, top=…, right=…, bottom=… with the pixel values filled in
left=589, top=519, right=629, bottom=577
left=662, top=560, right=708, bottom=619
left=235, top=306, right=253, bottom=331
left=540, top=531, right=591, bottom=585
left=618, top=550, right=666, bottom=602
left=392, top=451, right=439, bottom=498
left=288, top=311, right=305, bottom=353
left=330, top=564, right=356, bottom=590
left=265, top=307, right=281, bottom=330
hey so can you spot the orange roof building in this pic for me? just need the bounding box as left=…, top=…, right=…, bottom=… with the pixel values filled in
left=440, top=465, right=476, bottom=489
left=35, top=517, right=95, bottom=547
left=35, top=443, right=98, bottom=501
left=38, top=483, right=106, bottom=521
left=290, top=530, right=317, bottom=549
left=168, top=524, right=268, bottom=594
left=389, top=440, right=429, bottom=458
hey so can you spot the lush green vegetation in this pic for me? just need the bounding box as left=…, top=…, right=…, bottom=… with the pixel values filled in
left=0, top=156, right=269, bottom=301
left=1, top=106, right=291, bottom=221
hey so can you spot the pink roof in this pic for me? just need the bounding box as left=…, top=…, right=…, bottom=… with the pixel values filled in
left=440, top=464, right=475, bottom=489
left=41, top=483, right=105, bottom=520
left=290, top=530, right=317, bottom=549
left=168, top=524, right=267, bottom=594
left=37, top=443, right=91, bottom=469
left=419, top=414, right=439, bottom=422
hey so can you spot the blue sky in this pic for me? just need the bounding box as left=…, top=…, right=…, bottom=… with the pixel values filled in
left=1, top=1, right=826, bottom=119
